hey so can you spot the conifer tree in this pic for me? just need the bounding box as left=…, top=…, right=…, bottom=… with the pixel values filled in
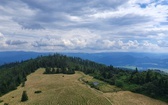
left=21, top=91, right=28, bottom=102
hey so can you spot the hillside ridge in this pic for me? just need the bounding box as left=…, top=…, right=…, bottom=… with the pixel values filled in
left=0, top=53, right=168, bottom=103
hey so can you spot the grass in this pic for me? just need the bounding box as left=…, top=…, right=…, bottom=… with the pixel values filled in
left=0, top=68, right=167, bottom=105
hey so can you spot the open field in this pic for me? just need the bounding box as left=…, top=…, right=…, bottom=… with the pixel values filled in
left=0, top=68, right=167, bottom=105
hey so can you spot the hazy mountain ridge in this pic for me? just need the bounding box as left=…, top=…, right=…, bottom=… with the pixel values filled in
left=64, top=52, right=168, bottom=71
left=0, top=51, right=51, bottom=65
left=0, top=51, right=168, bottom=71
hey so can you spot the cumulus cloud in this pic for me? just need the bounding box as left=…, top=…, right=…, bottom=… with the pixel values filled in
left=31, top=30, right=101, bottom=51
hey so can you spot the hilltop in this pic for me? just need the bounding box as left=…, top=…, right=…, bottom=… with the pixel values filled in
left=0, top=53, right=168, bottom=104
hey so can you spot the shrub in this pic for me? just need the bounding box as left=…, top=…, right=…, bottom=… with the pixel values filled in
left=21, top=91, right=28, bottom=102
left=34, top=90, right=42, bottom=94
left=0, top=100, right=3, bottom=103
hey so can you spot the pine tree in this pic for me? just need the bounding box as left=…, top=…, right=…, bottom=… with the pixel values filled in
left=21, top=91, right=28, bottom=102
left=44, top=67, right=51, bottom=74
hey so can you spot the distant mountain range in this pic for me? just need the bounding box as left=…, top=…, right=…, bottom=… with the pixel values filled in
left=64, top=52, right=168, bottom=71
left=0, top=51, right=50, bottom=65
left=0, top=51, right=168, bottom=71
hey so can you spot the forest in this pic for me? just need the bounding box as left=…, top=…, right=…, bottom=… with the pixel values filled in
left=0, top=54, right=167, bottom=102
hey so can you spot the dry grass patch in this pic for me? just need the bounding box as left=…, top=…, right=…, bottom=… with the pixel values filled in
left=104, top=91, right=168, bottom=105
left=0, top=69, right=111, bottom=105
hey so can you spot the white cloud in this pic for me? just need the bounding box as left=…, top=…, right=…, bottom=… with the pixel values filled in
left=142, top=40, right=160, bottom=50
left=129, top=0, right=151, bottom=4
left=0, top=32, right=7, bottom=48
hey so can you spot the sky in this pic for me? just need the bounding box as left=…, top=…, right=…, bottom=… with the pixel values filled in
left=0, top=0, right=168, bottom=53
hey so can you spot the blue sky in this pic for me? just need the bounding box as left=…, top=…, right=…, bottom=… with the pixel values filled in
left=0, top=0, right=168, bottom=52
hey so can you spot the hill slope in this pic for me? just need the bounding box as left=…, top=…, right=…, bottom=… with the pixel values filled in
left=0, top=68, right=167, bottom=105
left=0, top=54, right=168, bottom=103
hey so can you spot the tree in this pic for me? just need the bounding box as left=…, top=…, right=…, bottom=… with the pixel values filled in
left=51, top=68, right=55, bottom=74
left=146, top=70, right=151, bottom=82
left=135, top=67, right=138, bottom=73
left=115, top=79, right=124, bottom=88
left=44, top=67, right=51, bottom=74
left=21, top=91, right=28, bottom=102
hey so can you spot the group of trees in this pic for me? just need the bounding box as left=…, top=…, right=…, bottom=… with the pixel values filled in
left=129, top=70, right=168, bottom=100
left=0, top=59, right=38, bottom=96
left=0, top=53, right=167, bottom=102
left=93, top=67, right=168, bottom=102
left=44, top=67, right=75, bottom=74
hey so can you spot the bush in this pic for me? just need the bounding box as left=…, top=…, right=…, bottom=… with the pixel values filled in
left=34, top=90, right=42, bottom=94
left=0, top=100, right=3, bottom=103
left=21, top=91, right=28, bottom=102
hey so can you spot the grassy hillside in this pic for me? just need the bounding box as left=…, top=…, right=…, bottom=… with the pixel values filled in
left=0, top=68, right=167, bottom=105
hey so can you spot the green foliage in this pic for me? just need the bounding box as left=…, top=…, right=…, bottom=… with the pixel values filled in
left=128, top=70, right=168, bottom=102
left=21, top=91, right=28, bottom=102
left=115, top=79, right=124, bottom=88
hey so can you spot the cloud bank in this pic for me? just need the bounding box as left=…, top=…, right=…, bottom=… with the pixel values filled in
left=0, top=0, right=168, bottom=52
